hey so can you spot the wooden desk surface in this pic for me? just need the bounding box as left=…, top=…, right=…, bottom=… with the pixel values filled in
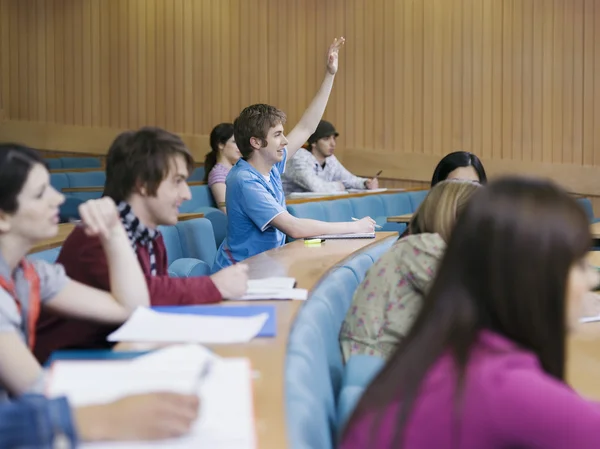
left=28, top=214, right=205, bottom=254
left=286, top=188, right=424, bottom=205
left=387, top=213, right=413, bottom=223
left=120, top=232, right=399, bottom=449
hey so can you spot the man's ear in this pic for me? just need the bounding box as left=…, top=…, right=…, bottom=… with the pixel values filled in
left=134, top=179, right=148, bottom=197
left=249, top=137, right=263, bottom=151
left=0, top=211, right=12, bottom=233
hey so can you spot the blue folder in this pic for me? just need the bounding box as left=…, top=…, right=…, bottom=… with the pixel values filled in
left=151, top=304, right=277, bottom=338
left=45, top=349, right=150, bottom=367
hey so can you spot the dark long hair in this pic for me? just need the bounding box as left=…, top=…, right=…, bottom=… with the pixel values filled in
left=0, top=143, right=46, bottom=213
left=431, top=151, right=487, bottom=187
left=344, top=176, right=591, bottom=447
left=203, top=123, right=234, bottom=182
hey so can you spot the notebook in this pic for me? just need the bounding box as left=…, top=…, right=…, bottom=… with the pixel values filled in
left=47, top=345, right=257, bottom=449
left=107, top=307, right=269, bottom=344
left=152, top=304, right=277, bottom=337
left=347, top=188, right=389, bottom=193
left=304, top=232, right=376, bottom=240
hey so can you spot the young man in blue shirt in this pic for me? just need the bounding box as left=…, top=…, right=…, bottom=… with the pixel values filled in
left=213, top=37, right=375, bottom=270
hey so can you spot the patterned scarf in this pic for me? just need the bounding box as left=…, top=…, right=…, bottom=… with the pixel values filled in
left=117, top=201, right=159, bottom=276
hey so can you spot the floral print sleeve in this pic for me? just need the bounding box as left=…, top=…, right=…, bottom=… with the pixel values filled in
left=339, top=233, right=446, bottom=362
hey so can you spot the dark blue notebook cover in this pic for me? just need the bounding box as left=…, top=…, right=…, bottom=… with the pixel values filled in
left=151, top=304, right=277, bottom=337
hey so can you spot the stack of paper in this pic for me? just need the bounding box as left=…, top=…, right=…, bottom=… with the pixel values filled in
left=306, top=232, right=376, bottom=240
left=237, top=276, right=308, bottom=301
left=106, top=307, right=269, bottom=343
left=347, top=188, right=389, bottom=193
left=47, top=345, right=256, bottom=449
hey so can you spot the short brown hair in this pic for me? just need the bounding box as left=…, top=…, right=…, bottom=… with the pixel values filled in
left=103, top=127, right=194, bottom=203
left=233, top=104, right=287, bottom=159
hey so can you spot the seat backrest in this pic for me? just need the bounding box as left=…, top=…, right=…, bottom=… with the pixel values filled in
left=175, top=218, right=218, bottom=267
left=407, top=190, right=429, bottom=212
left=66, top=171, right=106, bottom=188
left=285, top=235, right=396, bottom=448
left=179, top=185, right=216, bottom=212
left=323, top=199, right=353, bottom=222
left=349, top=195, right=386, bottom=220
left=59, top=197, right=84, bottom=222
left=45, top=158, right=62, bottom=169
left=158, top=225, right=185, bottom=265
left=287, top=202, right=326, bottom=221
left=59, top=157, right=102, bottom=169
left=50, top=173, right=69, bottom=192
left=381, top=192, right=413, bottom=216
left=188, top=166, right=206, bottom=182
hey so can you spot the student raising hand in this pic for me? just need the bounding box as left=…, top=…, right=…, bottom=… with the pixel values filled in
left=327, top=37, right=345, bottom=75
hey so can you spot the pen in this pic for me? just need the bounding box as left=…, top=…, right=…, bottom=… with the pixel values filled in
left=374, top=170, right=383, bottom=178
left=351, top=217, right=382, bottom=229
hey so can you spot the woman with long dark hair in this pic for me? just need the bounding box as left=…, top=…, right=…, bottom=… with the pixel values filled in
left=431, top=151, right=487, bottom=186
left=203, top=123, right=241, bottom=213
left=0, top=143, right=198, bottom=445
left=341, top=177, right=600, bottom=449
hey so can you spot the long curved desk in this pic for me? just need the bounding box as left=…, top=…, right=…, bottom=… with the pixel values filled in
left=223, top=232, right=398, bottom=448
left=121, top=232, right=399, bottom=448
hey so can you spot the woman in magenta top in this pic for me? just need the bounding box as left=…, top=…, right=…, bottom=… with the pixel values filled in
left=203, top=123, right=241, bottom=213
left=341, top=177, right=600, bottom=449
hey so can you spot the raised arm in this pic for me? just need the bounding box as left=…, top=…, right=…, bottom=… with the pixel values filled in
left=285, top=37, right=345, bottom=159
left=46, top=198, right=150, bottom=323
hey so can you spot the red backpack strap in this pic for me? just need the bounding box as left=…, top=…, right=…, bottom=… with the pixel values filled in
left=21, top=261, right=41, bottom=350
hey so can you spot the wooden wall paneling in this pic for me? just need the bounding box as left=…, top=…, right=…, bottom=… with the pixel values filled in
left=582, top=0, right=595, bottom=166
left=1, top=0, right=600, bottom=199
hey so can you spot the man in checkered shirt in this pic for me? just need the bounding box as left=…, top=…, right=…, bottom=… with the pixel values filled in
left=282, top=120, right=379, bottom=195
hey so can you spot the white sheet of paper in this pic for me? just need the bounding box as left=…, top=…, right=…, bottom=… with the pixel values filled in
left=306, top=232, right=376, bottom=240
left=246, top=277, right=296, bottom=293
left=580, top=315, right=600, bottom=323
left=346, top=188, right=389, bottom=193
left=47, top=347, right=256, bottom=449
left=47, top=345, right=216, bottom=405
left=107, top=307, right=268, bottom=344
left=238, top=288, right=308, bottom=301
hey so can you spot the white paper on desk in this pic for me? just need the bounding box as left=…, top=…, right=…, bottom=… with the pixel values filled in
left=347, top=188, right=389, bottom=193
left=247, top=276, right=296, bottom=293
left=107, top=307, right=268, bottom=344
left=48, top=350, right=257, bottom=449
left=307, top=232, right=376, bottom=240
left=47, top=344, right=216, bottom=406
left=580, top=315, right=600, bottom=323
left=238, top=288, right=308, bottom=301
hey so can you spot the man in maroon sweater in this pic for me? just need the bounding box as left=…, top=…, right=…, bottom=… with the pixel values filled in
left=34, top=127, right=248, bottom=363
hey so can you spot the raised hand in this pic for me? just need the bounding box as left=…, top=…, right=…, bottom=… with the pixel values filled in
left=326, top=37, right=346, bottom=75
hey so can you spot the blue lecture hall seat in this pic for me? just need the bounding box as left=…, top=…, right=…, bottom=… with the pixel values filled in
left=285, top=237, right=395, bottom=449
